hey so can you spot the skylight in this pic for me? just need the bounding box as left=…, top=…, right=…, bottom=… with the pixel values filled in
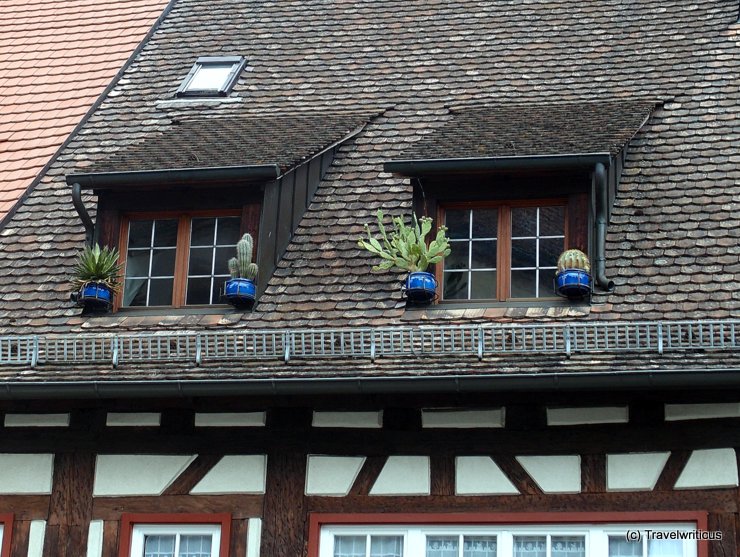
left=176, top=56, right=246, bottom=97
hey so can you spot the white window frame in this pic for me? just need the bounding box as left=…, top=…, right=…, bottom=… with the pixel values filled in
left=176, top=56, right=246, bottom=97
left=129, top=523, right=221, bottom=557
left=319, top=523, right=698, bottom=557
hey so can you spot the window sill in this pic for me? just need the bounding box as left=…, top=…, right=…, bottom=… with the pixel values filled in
left=402, top=302, right=591, bottom=321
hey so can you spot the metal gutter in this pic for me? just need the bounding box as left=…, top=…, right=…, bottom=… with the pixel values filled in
left=593, top=161, right=615, bottom=291
left=383, top=153, right=612, bottom=175
left=71, top=182, right=95, bottom=246
left=3, top=368, right=740, bottom=400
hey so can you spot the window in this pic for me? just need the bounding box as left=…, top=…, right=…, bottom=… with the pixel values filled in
left=120, top=212, right=242, bottom=307
left=176, top=56, right=246, bottom=97
left=0, top=513, right=13, bottom=557
left=119, top=514, right=230, bottom=557
left=439, top=200, right=566, bottom=302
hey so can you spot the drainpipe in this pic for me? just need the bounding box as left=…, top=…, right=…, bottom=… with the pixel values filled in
left=593, top=162, right=615, bottom=292
left=71, top=182, right=95, bottom=246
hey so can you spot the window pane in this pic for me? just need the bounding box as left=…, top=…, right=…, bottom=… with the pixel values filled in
left=191, top=218, right=216, bottom=247
left=471, top=240, right=496, bottom=269
left=129, top=220, right=154, bottom=248
left=334, top=536, right=366, bottom=557
left=179, top=534, right=212, bottom=557
left=647, top=540, right=682, bottom=557
left=189, top=64, right=233, bottom=90
left=126, top=250, right=151, bottom=278
left=471, top=209, right=498, bottom=238
left=151, top=248, right=177, bottom=276
left=153, top=219, right=178, bottom=247
left=539, top=237, right=564, bottom=268
left=539, top=269, right=556, bottom=298
left=123, top=278, right=148, bottom=306
left=213, top=276, right=228, bottom=304
left=446, top=241, right=469, bottom=270
left=144, top=534, right=175, bottom=557
left=551, top=536, right=585, bottom=557
left=463, top=536, right=497, bottom=557
left=539, top=206, right=565, bottom=236
left=511, top=269, right=536, bottom=298
left=443, top=271, right=468, bottom=299
left=513, top=536, right=546, bottom=557
left=511, top=207, right=537, bottom=237
left=214, top=247, right=233, bottom=275
left=149, top=278, right=174, bottom=305
left=471, top=270, right=496, bottom=299
left=187, top=277, right=213, bottom=305
left=446, top=209, right=470, bottom=239
left=217, top=217, right=241, bottom=245
left=427, top=537, right=458, bottom=557
left=511, top=239, right=537, bottom=268
left=609, top=538, right=642, bottom=557
left=189, top=247, right=214, bottom=276
left=370, top=536, right=403, bottom=557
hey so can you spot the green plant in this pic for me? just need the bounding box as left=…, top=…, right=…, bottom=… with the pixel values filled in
left=358, top=210, right=451, bottom=273
left=71, top=244, right=123, bottom=292
left=228, top=233, right=258, bottom=280
left=557, top=249, right=591, bottom=273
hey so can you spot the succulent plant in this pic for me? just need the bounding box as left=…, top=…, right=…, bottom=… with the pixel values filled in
left=358, top=210, right=451, bottom=273
left=71, top=244, right=123, bottom=292
left=228, top=233, right=258, bottom=281
left=557, top=249, right=591, bottom=273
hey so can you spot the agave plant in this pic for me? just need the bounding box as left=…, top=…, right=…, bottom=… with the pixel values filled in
left=71, top=244, right=123, bottom=292
left=358, top=210, right=450, bottom=273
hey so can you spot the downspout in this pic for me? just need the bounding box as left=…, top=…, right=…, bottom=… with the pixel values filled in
left=593, top=162, right=615, bottom=291
left=71, top=182, right=95, bottom=246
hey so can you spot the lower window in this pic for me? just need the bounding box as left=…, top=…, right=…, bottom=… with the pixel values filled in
left=120, top=514, right=230, bottom=557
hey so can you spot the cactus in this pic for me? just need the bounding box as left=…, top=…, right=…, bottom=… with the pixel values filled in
left=229, top=233, right=258, bottom=280
left=557, top=249, right=591, bottom=273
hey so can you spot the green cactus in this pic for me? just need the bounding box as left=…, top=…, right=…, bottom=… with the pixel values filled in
left=230, top=233, right=258, bottom=280
left=557, top=249, right=591, bottom=273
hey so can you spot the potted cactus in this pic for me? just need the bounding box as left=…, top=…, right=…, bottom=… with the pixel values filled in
left=554, top=248, right=592, bottom=299
left=224, top=233, right=258, bottom=309
left=70, top=244, right=122, bottom=312
left=358, top=209, right=450, bottom=303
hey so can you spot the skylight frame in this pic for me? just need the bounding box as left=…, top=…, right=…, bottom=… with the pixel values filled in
left=176, top=56, right=246, bottom=98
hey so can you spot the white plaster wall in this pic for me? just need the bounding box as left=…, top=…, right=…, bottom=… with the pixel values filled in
left=27, top=520, right=46, bottom=557
left=665, top=403, right=740, bottom=421
left=370, top=456, right=430, bottom=495
left=455, top=456, right=519, bottom=495
left=195, top=412, right=266, bottom=427
left=547, top=406, right=628, bottom=426
left=675, top=448, right=739, bottom=489
left=516, top=455, right=581, bottom=493
left=0, top=454, right=54, bottom=494
left=422, top=409, right=504, bottom=428
left=606, top=452, right=670, bottom=491
left=106, top=413, right=161, bottom=426
left=86, top=520, right=104, bottom=557
left=4, top=414, right=69, bottom=427
left=305, top=455, right=365, bottom=496
left=93, top=454, right=196, bottom=496
left=312, top=412, right=382, bottom=428
left=190, top=455, right=267, bottom=494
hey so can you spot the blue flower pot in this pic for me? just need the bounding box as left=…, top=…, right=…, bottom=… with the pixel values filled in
left=555, top=269, right=592, bottom=299
left=78, top=282, right=113, bottom=310
left=225, top=278, right=256, bottom=309
left=404, top=271, right=437, bottom=303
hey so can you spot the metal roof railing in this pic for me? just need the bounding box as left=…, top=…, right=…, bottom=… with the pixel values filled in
left=0, top=320, right=737, bottom=368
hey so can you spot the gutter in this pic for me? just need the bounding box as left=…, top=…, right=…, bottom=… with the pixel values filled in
left=593, top=162, right=615, bottom=291
left=3, top=368, right=740, bottom=400
left=383, top=153, right=612, bottom=175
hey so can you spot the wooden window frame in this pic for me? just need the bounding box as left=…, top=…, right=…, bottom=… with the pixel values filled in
left=0, top=514, right=13, bottom=557
left=436, top=198, right=569, bottom=302
left=117, top=209, right=245, bottom=310
left=118, top=513, right=231, bottom=557
left=308, top=512, right=708, bottom=557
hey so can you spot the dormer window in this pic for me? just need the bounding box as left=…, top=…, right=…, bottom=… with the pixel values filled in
left=176, top=56, right=246, bottom=97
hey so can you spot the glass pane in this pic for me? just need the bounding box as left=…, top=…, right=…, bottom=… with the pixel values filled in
left=149, top=278, right=174, bottom=306
left=511, top=207, right=538, bottom=237
left=471, top=240, right=496, bottom=269
left=647, top=540, right=682, bottom=557
left=153, top=219, right=178, bottom=247
left=446, top=241, right=469, bottom=270
left=144, top=534, right=175, bottom=557
left=214, top=247, right=234, bottom=276
left=217, top=217, right=241, bottom=245
left=191, top=218, right=216, bottom=247
left=370, top=536, right=403, bottom=557
left=471, top=270, right=496, bottom=299
left=213, top=276, right=228, bottom=304
left=151, top=248, right=177, bottom=276
left=539, top=237, right=564, bottom=268
left=463, top=536, right=497, bottom=557
left=334, top=536, right=366, bottom=557
left=539, top=269, right=556, bottom=298
left=511, top=269, right=536, bottom=298
left=427, top=537, right=458, bottom=557
left=513, top=536, right=546, bottom=557
left=123, top=278, right=147, bottom=306
left=129, top=220, right=153, bottom=248
left=471, top=209, right=498, bottom=238
left=511, top=239, right=537, bottom=268
left=187, top=277, right=212, bottom=305
left=179, top=534, right=212, bottom=557
left=551, top=536, right=585, bottom=557
left=608, top=537, right=642, bottom=557
left=125, top=250, right=151, bottom=278
left=443, top=271, right=468, bottom=300
left=189, top=64, right=233, bottom=90
left=540, top=205, right=565, bottom=236
left=445, top=209, right=470, bottom=239
left=189, top=247, right=214, bottom=276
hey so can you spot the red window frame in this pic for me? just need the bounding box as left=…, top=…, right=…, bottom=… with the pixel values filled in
left=118, top=513, right=231, bottom=557
left=307, top=512, right=709, bottom=557
left=0, top=514, right=12, bottom=557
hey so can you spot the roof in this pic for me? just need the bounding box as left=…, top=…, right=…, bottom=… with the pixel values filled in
left=0, top=0, right=171, bottom=220
left=0, top=0, right=737, bottom=386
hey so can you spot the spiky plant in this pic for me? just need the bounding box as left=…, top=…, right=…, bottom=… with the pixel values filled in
left=556, top=249, right=591, bottom=273
left=358, top=210, right=451, bottom=273
left=71, top=244, right=123, bottom=292
left=228, top=233, right=258, bottom=280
